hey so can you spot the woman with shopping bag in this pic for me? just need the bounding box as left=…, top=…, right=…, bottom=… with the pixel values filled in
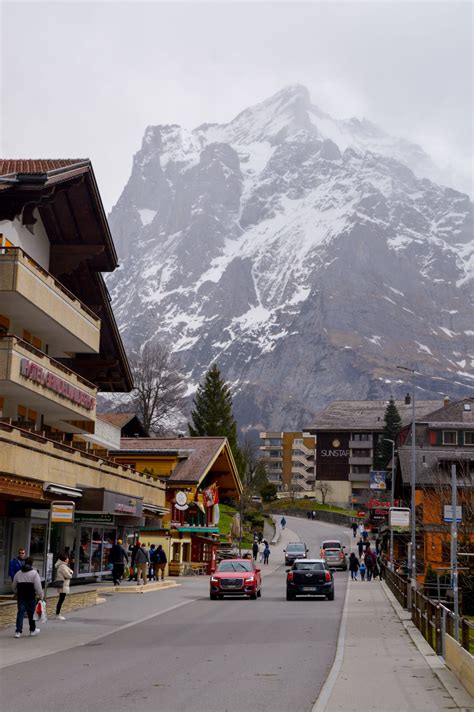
left=53, top=554, right=73, bottom=620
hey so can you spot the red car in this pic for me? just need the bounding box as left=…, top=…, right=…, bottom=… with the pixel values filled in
left=210, top=559, right=262, bottom=600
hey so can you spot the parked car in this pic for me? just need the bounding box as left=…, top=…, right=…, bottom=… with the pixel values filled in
left=210, top=559, right=262, bottom=600
left=284, top=542, right=309, bottom=566
left=322, top=547, right=348, bottom=571
left=286, top=559, right=334, bottom=600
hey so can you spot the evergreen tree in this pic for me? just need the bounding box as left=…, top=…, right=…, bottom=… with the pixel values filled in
left=374, top=398, right=403, bottom=468
left=188, top=364, right=243, bottom=473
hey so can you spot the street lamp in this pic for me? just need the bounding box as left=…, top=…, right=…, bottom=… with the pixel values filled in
left=397, top=365, right=417, bottom=587
left=384, top=438, right=396, bottom=570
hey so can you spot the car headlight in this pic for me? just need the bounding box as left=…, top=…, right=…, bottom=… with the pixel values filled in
left=245, top=577, right=255, bottom=583
left=210, top=577, right=219, bottom=583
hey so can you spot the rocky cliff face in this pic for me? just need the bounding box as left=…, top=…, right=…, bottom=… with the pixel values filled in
left=107, top=85, right=474, bottom=431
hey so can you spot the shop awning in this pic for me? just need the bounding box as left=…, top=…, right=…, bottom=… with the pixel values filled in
left=43, top=482, right=83, bottom=498
left=143, top=503, right=169, bottom=515
left=176, top=526, right=219, bottom=534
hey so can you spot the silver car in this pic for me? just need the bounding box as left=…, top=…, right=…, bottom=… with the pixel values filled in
left=323, top=547, right=348, bottom=571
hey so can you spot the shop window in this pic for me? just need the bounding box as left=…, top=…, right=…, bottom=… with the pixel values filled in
left=443, top=431, right=458, bottom=445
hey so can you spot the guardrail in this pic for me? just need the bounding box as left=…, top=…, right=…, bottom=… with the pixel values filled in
left=383, top=565, right=473, bottom=655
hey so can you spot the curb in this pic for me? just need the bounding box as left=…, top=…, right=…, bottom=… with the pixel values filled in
left=99, top=581, right=181, bottom=594
left=381, top=581, right=474, bottom=710
left=312, top=571, right=352, bottom=711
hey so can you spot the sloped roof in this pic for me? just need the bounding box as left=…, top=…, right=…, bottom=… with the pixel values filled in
left=415, top=398, right=474, bottom=425
left=398, top=446, right=474, bottom=485
left=0, top=159, right=91, bottom=192
left=310, top=400, right=443, bottom=431
left=99, top=413, right=138, bottom=428
left=117, top=436, right=237, bottom=486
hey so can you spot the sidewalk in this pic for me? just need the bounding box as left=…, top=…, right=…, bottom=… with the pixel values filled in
left=318, top=577, right=473, bottom=711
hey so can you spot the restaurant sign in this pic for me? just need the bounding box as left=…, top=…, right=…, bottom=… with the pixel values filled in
left=20, top=358, right=95, bottom=411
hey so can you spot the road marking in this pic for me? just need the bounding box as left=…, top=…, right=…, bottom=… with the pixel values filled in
left=311, top=570, right=351, bottom=712
left=0, top=598, right=197, bottom=670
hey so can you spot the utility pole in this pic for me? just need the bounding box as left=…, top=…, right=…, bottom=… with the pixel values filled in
left=451, top=463, right=459, bottom=641
left=397, top=366, right=417, bottom=587
left=384, top=438, right=396, bottom=570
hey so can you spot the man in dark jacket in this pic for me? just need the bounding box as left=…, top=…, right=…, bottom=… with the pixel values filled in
left=365, top=547, right=375, bottom=581
left=9, top=548, right=26, bottom=581
left=155, top=545, right=167, bottom=581
left=128, top=541, right=140, bottom=581
left=12, top=557, right=43, bottom=638
left=252, top=541, right=259, bottom=561
left=109, top=539, right=129, bottom=586
left=134, top=543, right=149, bottom=585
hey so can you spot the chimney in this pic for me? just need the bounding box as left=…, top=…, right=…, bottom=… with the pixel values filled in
left=405, top=393, right=411, bottom=405
left=443, top=396, right=450, bottom=408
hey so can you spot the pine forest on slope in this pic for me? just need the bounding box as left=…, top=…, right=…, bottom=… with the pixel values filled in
left=107, top=85, right=474, bottom=433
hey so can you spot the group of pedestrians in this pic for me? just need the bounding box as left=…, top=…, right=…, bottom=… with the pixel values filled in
left=125, top=541, right=168, bottom=585
left=252, top=538, right=270, bottom=565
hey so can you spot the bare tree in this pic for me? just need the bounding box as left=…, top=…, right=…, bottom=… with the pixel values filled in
left=122, top=342, right=186, bottom=434
left=315, top=481, right=333, bottom=505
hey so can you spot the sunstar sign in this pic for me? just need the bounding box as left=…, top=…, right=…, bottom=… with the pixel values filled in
left=20, top=358, right=96, bottom=411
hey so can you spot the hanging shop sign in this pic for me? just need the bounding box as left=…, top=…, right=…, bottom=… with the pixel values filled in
left=50, top=500, right=75, bottom=524
left=175, top=491, right=189, bottom=511
left=443, top=505, right=462, bottom=523
left=20, top=358, right=96, bottom=411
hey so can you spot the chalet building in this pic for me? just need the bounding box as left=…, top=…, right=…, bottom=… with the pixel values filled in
left=308, top=398, right=443, bottom=507
left=0, top=160, right=166, bottom=590
left=396, top=397, right=474, bottom=579
left=259, top=431, right=316, bottom=496
left=111, top=437, right=242, bottom=575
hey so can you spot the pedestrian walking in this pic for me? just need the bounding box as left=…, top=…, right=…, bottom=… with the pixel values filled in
left=9, top=548, right=26, bottom=581
left=149, top=544, right=157, bottom=580
left=358, top=523, right=364, bottom=537
left=357, top=538, right=364, bottom=558
left=258, top=540, right=265, bottom=563
left=349, top=552, right=359, bottom=580
left=362, top=529, right=369, bottom=542
left=134, top=542, right=149, bottom=585
left=53, top=554, right=73, bottom=619
left=351, top=522, right=357, bottom=538
left=363, top=539, right=371, bottom=552
left=365, top=547, right=375, bottom=581
left=263, top=542, right=270, bottom=565
left=307, top=511, right=311, bottom=520
left=375, top=536, right=381, bottom=555
left=109, top=538, right=129, bottom=585
left=252, top=541, right=259, bottom=561
left=155, top=545, right=167, bottom=581
left=12, top=556, right=43, bottom=638
left=359, top=560, right=366, bottom=581
left=312, top=511, right=316, bottom=520
left=280, top=517, right=286, bottom=530
left=257, top=531, right=263, bottom=543
left=128, top=541, right=140, bottom=581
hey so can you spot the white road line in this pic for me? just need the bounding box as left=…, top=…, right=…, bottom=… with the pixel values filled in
left=311, top=573, right=351, bottom=712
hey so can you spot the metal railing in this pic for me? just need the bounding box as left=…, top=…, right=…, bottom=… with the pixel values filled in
left=383, top=564, right=473, bottom=655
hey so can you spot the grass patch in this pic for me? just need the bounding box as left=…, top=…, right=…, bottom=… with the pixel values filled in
left=264, top=498, right=356, bottom=516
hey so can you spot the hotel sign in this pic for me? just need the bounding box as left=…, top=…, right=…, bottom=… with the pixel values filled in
left=20, top=358, right=95, bottom=411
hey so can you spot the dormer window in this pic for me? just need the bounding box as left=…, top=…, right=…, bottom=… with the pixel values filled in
left=442, top=431, right=458, bottom=445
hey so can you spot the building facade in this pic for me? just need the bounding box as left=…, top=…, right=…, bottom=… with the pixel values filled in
left=0, top=160, right=166, bottom=590
left=259, top=431, right=316, bottom=497
left=309, top=398, right=443, bottom=507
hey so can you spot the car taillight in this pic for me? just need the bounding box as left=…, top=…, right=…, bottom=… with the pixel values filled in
left=325, top=571, right=331, bottom=582
left=287, top=571, right=293, bottom=582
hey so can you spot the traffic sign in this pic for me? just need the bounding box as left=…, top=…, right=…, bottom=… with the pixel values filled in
left=389, top=507, right=410, bottom=528
left=443, top=505, right=462, bottom=523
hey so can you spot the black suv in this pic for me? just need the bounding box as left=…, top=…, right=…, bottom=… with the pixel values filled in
left=284, top=542, right=308, bottom=566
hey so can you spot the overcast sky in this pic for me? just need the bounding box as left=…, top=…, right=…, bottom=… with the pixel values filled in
left=1, top=0, right=472, bottom=210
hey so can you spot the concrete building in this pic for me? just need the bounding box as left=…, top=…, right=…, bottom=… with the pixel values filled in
left=0, top=160, right=166, bottom=590
left=308, top=398, right=443, bottom=507
left=259, top=431, right=316, bottom=497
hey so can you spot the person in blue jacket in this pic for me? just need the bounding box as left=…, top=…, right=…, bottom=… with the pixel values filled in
left=280, top=517, right=286, bottom=530
left=9, top=548, right=26, bottom=581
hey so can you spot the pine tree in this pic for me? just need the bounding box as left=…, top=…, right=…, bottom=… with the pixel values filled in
left=374, top=398, right=403, bottom=468
left=188, top=364, right=243, bottom=473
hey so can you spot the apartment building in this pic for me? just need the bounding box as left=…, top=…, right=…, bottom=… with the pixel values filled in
left=0, top=160, right=166, bottom=590
left=259, top=431, right=316, bottom=497
left=309, top=398, right=443, bottom=507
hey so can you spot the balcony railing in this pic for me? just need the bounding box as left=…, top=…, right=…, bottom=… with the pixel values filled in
left=0, top=247, right=100, bottom=354
left=349, top=456, right=373, bottom=466
left=349, top=439, right=373, bottom=449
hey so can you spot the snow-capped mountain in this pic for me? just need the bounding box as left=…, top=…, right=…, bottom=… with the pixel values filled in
left=107, top=85, right=474, bottom=431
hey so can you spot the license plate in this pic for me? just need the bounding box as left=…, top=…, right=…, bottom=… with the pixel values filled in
left=303, top=586, right=317, bottom=591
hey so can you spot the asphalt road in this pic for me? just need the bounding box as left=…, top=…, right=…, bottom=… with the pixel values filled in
left=0, top=516, right=351, bottom=712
